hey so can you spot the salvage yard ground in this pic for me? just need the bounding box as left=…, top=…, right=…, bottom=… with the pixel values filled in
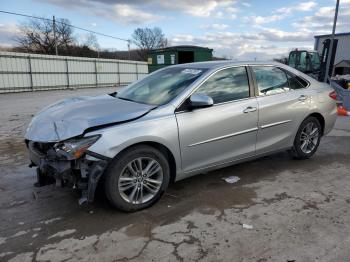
left=1, top=87, right=350, bottom=261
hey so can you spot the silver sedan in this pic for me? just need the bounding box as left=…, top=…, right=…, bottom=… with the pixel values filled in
left=25, top=61, right=337, bottom=211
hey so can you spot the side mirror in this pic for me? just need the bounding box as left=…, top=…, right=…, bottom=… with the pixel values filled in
left=189, top=94, right=214, bottom=109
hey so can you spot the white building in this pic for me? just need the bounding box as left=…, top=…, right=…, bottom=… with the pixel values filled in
left=314, top=32, right=350, bottom=65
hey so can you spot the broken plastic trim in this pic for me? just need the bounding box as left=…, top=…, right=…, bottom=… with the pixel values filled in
left=33, top=151, right=110, bottom=203
left=80, top=159, right=109, bottom=204
left=86, top=150, right=112, bottom=161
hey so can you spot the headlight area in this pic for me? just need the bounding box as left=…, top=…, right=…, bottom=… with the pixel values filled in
left=54, top=135, right=101, bottom=160
left=27, top=135, right=110, bottom=205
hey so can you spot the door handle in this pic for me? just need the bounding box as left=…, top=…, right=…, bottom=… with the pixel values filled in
left=243, top=106, right=257, bottom=113
left=298, top=95, right=308, bottom=101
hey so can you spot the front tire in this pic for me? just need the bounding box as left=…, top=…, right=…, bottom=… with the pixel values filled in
left=104, top=145, right=170, bottom=212
left=290, top=116, right=322, bottom=160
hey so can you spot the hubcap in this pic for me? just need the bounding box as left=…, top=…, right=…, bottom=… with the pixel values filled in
left=118, top=157, right=163, bottom=204
left=300, top=122, right=320, bottom=154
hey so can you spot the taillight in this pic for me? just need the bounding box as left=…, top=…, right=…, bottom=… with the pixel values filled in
left=329, top=90, right=337, bottom=100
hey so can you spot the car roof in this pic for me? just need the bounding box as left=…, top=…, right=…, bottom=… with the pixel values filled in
left=169, top=60, right=317, bottom=86
left=172, top=60, right=283, bottom=69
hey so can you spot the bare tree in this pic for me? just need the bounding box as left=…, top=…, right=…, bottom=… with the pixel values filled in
left=132, top=27, right=167, bottom=60
left=84, top=33, right=100, bottom=57
left=16, top=17, right=75, bottom=54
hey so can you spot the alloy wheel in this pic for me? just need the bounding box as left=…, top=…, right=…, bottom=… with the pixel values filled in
left=118, top=157, right=163, bottom=204
left=300, top=122, right=320, bottom=154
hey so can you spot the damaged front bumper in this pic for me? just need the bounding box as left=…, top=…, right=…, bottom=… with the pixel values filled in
left=26, top=140, right=110, bottom=204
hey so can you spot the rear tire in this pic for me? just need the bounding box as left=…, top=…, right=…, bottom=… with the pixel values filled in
left=104, top=145, right=170, bottom=212
left=290, top=116, right=322, bottom=160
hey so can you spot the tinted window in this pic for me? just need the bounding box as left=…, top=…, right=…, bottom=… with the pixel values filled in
left=195, top=67, right=250, bottom=104
left=309, top=52, right=321, bottom=71
left=295, top=75, right=308, bottom=88
left=285, top=71, right=308, bottom=89
left=288, top=52, right=297, bottom=68
left=299, top=51, right=308, bottom=72
left=117, top=67, right=207, bottom=105
left=252, top=66, right=290, bottom=96
left=286, top=74, right=304, bottom=89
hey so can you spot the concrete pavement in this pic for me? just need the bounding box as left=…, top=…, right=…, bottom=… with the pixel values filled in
left=1, top=87, right=350, bottom=262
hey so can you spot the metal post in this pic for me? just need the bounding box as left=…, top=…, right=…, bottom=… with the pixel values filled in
left=28, top=56, right=34, bottom=91
left=53, top=15, right=58, bottom=56
left=324, top=0, right=339, bottom=82
left=135, top=63, right=139, bottom=80
left=127, top=40, right=131, bottom=60
left=95, top=59, right=98, bottom=86
left=117, top=61, right=120, bottom=86
left=66, top=58, right=69, bottom=88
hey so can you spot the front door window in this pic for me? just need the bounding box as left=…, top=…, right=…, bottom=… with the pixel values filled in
left=194, top=67, right=250, bottom=104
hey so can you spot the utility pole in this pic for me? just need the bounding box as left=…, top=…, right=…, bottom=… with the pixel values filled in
left=127, top=39, right=131, bottom=60
left=324, top=0, right=339, bottom=82
left=53, top=15, right=58, bottom=55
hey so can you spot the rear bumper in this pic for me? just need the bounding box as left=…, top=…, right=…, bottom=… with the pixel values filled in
left=27, top=141, right=110, bottom=203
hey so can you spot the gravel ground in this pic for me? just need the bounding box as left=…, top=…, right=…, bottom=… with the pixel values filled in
left=0, top=87, right=350, bottom=262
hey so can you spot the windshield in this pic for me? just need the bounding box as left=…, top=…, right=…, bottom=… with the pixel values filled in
left=117, top=67, right=207, bottom=106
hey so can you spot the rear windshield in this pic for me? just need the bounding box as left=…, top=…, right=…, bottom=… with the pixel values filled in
left=117, top=67, right=208, bottom=106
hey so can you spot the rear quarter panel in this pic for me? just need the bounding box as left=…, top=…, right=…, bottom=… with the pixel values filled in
left=285, top=81, right=337, bottom=146
left=308, top=82, right=337, bottom=135
left=278, top=64, right=337, bottom=137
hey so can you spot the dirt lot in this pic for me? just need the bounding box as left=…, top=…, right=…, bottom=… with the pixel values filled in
left=1, top=87, right=350, bottom=262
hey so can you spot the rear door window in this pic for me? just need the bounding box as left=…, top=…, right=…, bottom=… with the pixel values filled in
left=252, top=66, right=290, bottom=96
left=285, top=72, right=308, bottom=89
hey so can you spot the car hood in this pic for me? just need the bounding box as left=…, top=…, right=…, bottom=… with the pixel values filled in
left=25, top=94, right=156, bottom=142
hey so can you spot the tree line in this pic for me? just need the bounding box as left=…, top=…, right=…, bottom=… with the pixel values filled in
left=5, top=17, right=168, bottom=61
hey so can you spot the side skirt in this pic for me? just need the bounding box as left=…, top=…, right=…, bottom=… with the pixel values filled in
left=175, top=146, right=292, bottom=182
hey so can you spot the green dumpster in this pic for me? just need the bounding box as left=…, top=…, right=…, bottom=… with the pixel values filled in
left=147, top=45, right=213, bottom=73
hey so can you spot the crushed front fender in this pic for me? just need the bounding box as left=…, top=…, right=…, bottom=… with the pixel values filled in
left=27, top=140, right=110, bottom=204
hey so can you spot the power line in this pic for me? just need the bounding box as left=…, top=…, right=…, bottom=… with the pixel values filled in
left=0, top=10, right=130, bottom=43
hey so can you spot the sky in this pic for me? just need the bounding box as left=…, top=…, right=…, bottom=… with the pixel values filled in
left=0, top=0, right=349, bottom=60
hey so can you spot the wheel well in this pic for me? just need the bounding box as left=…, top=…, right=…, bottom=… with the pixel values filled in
left=116, top=142, right=177, bottom=184
left=308, top=113, right=325, bottom=135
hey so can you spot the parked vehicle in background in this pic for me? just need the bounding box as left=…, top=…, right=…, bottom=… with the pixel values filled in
left=288, top=33, right=350, bottom=82
left=25, top=61, right=337, bottom=211
left=288, top=50, right=321, bottom=80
